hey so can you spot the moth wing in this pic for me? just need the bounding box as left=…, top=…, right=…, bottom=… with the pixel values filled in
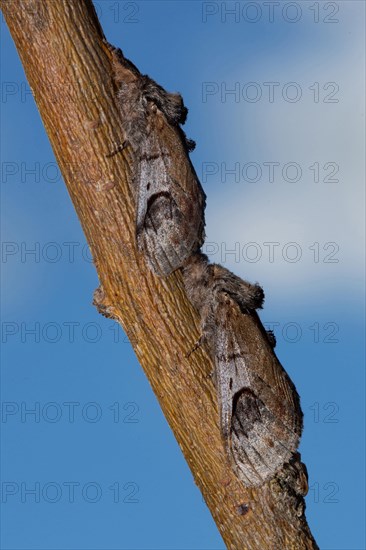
left=214, top=295, right=302, bottom=486
left=136, top=110, right=205, bottom=276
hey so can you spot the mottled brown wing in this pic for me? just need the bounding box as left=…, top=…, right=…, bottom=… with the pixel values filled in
left=136, top=108, right=206, bottom=276
left=106, top=41, right=206, bottom=276
left=214, top=294, right=302, bottom=486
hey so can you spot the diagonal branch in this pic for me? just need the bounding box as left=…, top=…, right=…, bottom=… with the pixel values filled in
left=1, top=1, right=318, bottom=548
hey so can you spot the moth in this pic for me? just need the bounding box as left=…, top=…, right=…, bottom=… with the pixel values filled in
left=182, top=252, right=303, bottom=486
left=105, top=41, right=206, bottom=276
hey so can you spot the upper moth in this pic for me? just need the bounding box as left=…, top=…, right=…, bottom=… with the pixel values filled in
left=105, top=41, right=206, bottom=276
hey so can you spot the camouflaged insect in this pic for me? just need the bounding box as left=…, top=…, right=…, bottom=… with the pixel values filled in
left=106, top=41, right=206, bottom=276
left=182, top=252, right=303, bottom=486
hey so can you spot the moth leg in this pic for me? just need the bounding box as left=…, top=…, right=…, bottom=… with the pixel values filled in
left=186, top=314, right=213, bottom=358
left=186, top=334, right=205, bottom=358
left=186, top=335, right=215, bottom=381
left=106, top=140, right=129, bottom=158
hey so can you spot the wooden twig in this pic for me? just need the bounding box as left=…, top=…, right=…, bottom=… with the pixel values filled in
left=1, top=1, right=319, bottom=548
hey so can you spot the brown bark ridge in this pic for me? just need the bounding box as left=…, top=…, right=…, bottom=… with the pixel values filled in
left=1, top=1, right=319, bottom=548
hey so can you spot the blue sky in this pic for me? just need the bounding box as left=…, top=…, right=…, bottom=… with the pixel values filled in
left=1, top=1, right=365, bottom=549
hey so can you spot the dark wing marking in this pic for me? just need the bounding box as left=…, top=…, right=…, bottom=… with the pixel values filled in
left=214, top=295, right=302, bottom=486
left=136, top=114, right=205, bottom=276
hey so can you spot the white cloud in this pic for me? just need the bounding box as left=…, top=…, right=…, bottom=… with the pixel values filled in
left=203, top=11, right=365, bottom=304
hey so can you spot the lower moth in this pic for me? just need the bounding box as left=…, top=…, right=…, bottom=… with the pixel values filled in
left=182, top=252, right=303, bottom=486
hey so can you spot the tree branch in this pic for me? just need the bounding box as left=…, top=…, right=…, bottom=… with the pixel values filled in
left=1, top=1, right=318, bottom=548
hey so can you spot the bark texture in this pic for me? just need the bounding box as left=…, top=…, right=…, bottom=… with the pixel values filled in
left=1, top=1, right=319, bottom=548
